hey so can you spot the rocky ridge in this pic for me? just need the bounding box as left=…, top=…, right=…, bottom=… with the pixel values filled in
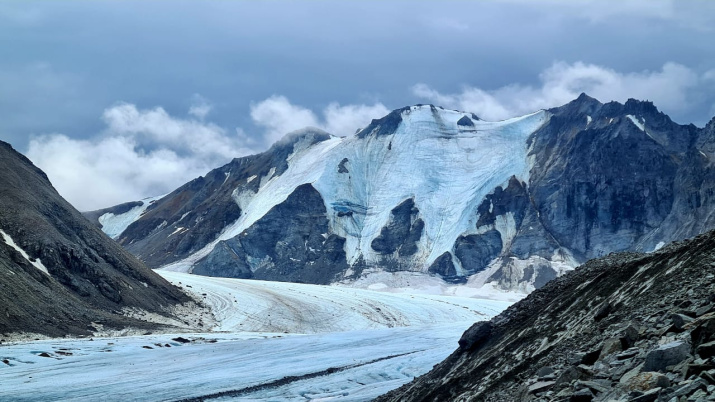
left=377, top=229, right=715, bottom=401
left=0, top=140, right=197, bottom=338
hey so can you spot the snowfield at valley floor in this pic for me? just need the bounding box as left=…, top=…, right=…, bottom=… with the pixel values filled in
left=0, top=271, right=513, bottom=401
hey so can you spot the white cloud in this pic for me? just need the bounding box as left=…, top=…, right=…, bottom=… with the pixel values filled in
left=322, top=102, right=390, bottom=137
left=503, top=0, right=715, bottom=31
left=250, top=96, right=320, bottom=145
left=28, top=103, right=256, bottom=211
left=413, top=61, right=709, bottom=121
left=188, top=94, right=212, bottom=120
left=250, top=95, right=388, bottom=144
left=27, top=96, right=389, bottom=210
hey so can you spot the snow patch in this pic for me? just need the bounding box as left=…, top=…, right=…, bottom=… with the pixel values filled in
left=652, top=241, right=666, bottom=252
left=626, top=114, right=646, bottom=131
left=0, top=229, right=49, bottom=275
left=98, top=194, right=165, bottom=239
left=586, top=115, right=592, bottom=125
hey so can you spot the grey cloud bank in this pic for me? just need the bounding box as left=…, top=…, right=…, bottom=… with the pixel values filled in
left=2, top=0, right=715, bottom=209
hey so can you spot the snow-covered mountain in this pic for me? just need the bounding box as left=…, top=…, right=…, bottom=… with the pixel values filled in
left=0, top=141, right=192, bottom=338
left=88, top=95, right=715, bottom=292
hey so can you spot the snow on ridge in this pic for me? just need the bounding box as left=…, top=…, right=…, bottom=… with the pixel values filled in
left=160, top=136, right=345, bottom=273
left=626, top=114, right=646, bottom=131
left=0, top=229, right=49, bottom=274
left=98, top=194, right=165, bottom=239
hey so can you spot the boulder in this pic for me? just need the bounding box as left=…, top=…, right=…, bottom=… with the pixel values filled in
left=528, top=380, right=555, bottom=394
left=671, top=313, right=694, bottom=331
left=569, top=388, right=594, bottom=402
left=624, top=371, right=671, bottom=392
left=696, top=340, right=715, bottom=358
left=599, top=338, right=623, bottom=360
left=458, top=321, right=492, bottom=351
left=642, top=341, right=691, bottom=372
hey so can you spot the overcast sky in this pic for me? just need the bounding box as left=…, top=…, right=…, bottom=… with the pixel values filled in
left=2, top=0, right=715, bottom=210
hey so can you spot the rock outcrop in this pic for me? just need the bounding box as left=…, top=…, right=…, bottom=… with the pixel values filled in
left=377, top=229, right=715, bottom=401
left=0, top=141, right=192, bottom=337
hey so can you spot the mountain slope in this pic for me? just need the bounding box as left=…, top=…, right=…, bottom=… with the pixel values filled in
left=377, top=228, right=715, bottom=401
left=0, top=141, right=192, bottom=337
left=88, top=96, right=715, bottom=292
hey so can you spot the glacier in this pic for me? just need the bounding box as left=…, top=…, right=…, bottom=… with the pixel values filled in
left=0, top=270, right=510, bottom=401
left=160, top=106, right=549, bottom=276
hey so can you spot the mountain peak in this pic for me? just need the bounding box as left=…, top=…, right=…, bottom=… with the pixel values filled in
left=356, top=106, right=411, bottom=138
left=271, top=126, right=332, bottom=149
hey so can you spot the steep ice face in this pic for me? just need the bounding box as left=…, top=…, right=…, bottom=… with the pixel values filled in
left=98, top=194, right=165, bottom=239
left=161, top=106, right=548, bottom=274
left=314, top=105, right=548, bottom=267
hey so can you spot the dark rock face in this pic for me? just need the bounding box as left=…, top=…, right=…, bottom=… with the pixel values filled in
left=457, top=116, right=475, bottom=127
left=191, top=240, right=252, bottom=279
left=475, top=177, right=529, bottom=229
left=529, top=115, right=677, bottom=260
left=464, top=94, right=715, bottom=288
left=111, top=129, right=331, bottom=268
left=428, top=252, right=457, bottom=277
left=376, top=229, right=715, bottom=402
left=454, top=230, right=502, bottom=275
left=337, top=158, right=349, bottom=173
left=0, top=141, right=191, bottom=337
left=194, top=184, right=349, bottom=284
left=371, top=198, right=424, bottom=258
left=356, top=106, right=410, bottom=138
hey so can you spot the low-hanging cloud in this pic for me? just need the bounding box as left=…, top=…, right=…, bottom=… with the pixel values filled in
left=27, top=96, right=389, bottom=211
left=28, top=103, right=257, bottom=211
left=413, top=61, right=714, bottom=121
left=249, top=95, right=389, bottom=144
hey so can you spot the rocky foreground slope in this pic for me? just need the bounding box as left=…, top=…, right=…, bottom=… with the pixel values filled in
left=88, top=95, right=715, bottom=293
left=0, top=141, right=193, bottom=338
left=377, top=229, right=715, bottom=401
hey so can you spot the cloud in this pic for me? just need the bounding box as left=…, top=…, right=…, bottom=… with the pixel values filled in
left=503, top=0, right=715, bottom=31
left=250, top=96, right=320, bottom=145
left=27, top=96, right=389, bottom=210
left=250, top=95, right=388, bottom=144
left=413, top=61, right=710, bottom=121
left=188, top=94, right=212, bottom=120
left=28, top=103, right=256, bottom=211
left=322, top=102, right=391, bottom=137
